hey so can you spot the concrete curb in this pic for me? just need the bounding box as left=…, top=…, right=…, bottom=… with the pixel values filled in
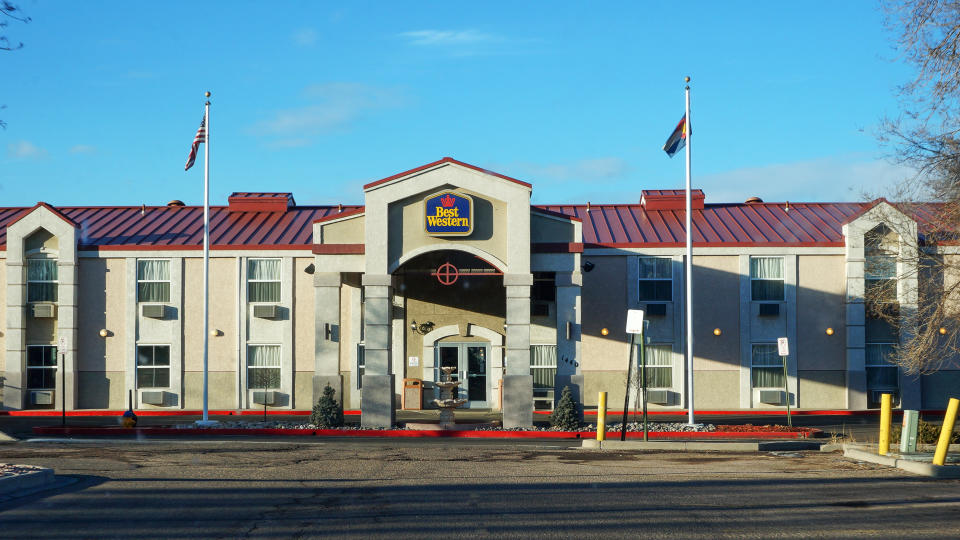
left=0, top=467, right=56, bottom=496
left=843, top=445, right=960, bottom=478
left=0, top=430, right=18, bottom=442
left=581, top=439, right=823, bottom=451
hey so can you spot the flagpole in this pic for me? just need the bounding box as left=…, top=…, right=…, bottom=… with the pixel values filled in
left=201, top=92, right=212, bottom=425
left=684, top=77, right=695, bottom=425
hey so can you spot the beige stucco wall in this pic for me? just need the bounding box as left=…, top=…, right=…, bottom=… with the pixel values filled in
left=184, top=257, right=237, bottom=374
left=321, top=215, right=365, bottom=244
left=581, top=256, right=630, bottom=371
left=389, top=188, right=508, bottom=271
left=294, top=258, right=315, bottom=372
left=797, top=255, right=846, bottom=371
left=798, top=370, right=846, bottom=409
left=530, top=213, right=576, bottom=243
left=77, top=259, right=108, bottom=373
left=184, top=372, right=236, bottom=410
left=693, top=256, right=740, bottom=371
left=0, top=259, right=5, bottom=373
left=693, top=371, right=740, bottom=409
left=78, top=371, right=124, bottom=409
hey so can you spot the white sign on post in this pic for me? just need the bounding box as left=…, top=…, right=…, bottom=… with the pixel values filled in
left=626, top=309, right=645, bottom=334
left=777, top=337, right=789, bottom=357
left=58, top=336, right=67, bottom=350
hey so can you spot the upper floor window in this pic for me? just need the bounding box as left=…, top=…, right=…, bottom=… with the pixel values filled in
left=27, top=259, right=58, bottom=302
left=137, top=259, right=170, bottom=303
left=750, top=256, right=783, bottom=301
left=638, top=257, right=672, bottom=302
left=248, top=258, right=281, bottom=303
left=865, top=225, right=898, bottom=304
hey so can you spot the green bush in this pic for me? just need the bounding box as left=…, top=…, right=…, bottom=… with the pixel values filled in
left=550, top=386, right=581, bottom=431
left=890, top=418, right=959, bottom=445
left=311, top=384, right=344, bottom=428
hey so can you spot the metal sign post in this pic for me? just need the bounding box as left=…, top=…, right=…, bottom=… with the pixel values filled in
left=621, top=310, right=645, bottom=441
left=777, top=337, right=791, bottom=428
left=640, top=320, right=649, bottom=442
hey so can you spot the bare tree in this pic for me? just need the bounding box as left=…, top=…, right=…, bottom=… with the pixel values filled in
left=873, top=1, right=960, bottom=374
left=1, top=1, right=30, bottom=129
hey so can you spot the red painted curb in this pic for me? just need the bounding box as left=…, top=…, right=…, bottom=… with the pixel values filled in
left=31, top=426, right=816, bottom=440
left=5, top=409, right=944, bottom=418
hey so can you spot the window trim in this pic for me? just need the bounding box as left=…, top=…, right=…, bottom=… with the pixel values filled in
left=26, top=345, right=58, bottom=390
left=638, top=256, right=672, bottom=302
left=136, top=258, right=171, bottom=304
left=26, top=258, right=58, bottom=303
left=749, top=256, right=785, bottom=302
left=247, top=257, right=282, bottom=304
left=135, top=344, right=171, bottom=389
left=750, top=343, right=785, bottom=389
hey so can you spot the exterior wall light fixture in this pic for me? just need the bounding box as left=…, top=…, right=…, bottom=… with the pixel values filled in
left=825, top=327, right=834, bottom=336
left=940, top=327, right=948, bottom=335
left=713, top=328, right=722, bottom=336
left=210, top=329, right=222, bottom=337
left=98, top=329, right=109, bottom=338
left=410, top=320, right=435, bottom=335
left=600, top=328, right=609, bottom=336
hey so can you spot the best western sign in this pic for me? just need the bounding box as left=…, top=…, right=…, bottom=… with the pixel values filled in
left=424, top=191, right=473, bottom=236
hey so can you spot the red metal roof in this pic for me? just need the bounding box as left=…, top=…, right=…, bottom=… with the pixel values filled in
left=0, top=205, right=361, bottom=250
left=535, top=202, right=872, bottom=247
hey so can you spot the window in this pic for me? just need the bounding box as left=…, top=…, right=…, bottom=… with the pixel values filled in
left=530, top=345, right=557, bottom=410
left=865, top=226, right=897, bottom=303
left=27, top=259, right=58, bottom=302
left=638, top=257, right=672, bottom=301
left=866, top=343, right=899, bottom=408
left=750, top=257, right=784, bottom=301
left=248, top=258, right=281, bottom=303
left=531, top=273, right=556, bottom=302
left=639, top=344, right=673, bottom=388
left=751, top=344, right=785, bottom=388
left=137, top=260, right=170, bottom=303
left=26, top=346, right=57, bottom=389
left=356, top=343, right=365, bottom=390
left=248, top=345, right=281, bottom=389
left=136, top=345, right=170, bottom=388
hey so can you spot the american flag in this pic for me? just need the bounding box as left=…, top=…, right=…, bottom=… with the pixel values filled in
left=184, top=115, right=206, bottom=171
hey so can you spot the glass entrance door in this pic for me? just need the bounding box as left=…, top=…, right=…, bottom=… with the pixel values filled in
left=436, top=343, right=489, bottom=408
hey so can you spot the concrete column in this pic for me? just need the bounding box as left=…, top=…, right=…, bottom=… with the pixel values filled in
left=503, top=273, right=533, bottom=428
left=361, top=273, right=394, bottom=427
left=313, top=272, right=342, bottom=406
left=56, top=260, right=79, bottom=409
left=555, top=271, right=583, bottom=416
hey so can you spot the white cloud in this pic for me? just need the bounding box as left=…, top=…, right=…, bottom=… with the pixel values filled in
left=293, top=28, right=317, bottom=46
left=253, top=83, right=403, bottom=140
left=503, top=157, right=630, bottom=182
left=696, top=155, right=917, bottom=203
left=69, top=144, right=97, bottom=155
left=399, top=29, right=499, bottom=46
left=6, top=140, right=47, bottom=159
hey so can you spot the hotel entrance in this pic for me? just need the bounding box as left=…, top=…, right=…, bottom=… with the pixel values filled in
left=436, top=343, right=490, bottom=408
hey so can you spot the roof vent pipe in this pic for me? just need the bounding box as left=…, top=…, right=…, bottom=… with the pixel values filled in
left=745, top=196, right=763, bottom=204
left=167, top=200, right=185, bottom=207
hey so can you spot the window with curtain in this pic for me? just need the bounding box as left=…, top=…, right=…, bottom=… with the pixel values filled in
left=866, top=343, right=898, bottom=407
left=248, top=259, right=281, bottom=303
left=750, top=257, right=784, bottom=301
left=751, top=344, right=785, bottom=388
left=638, top=257, right=672, bottom=301
left=530, top=345, right=557, bottom=391
left=137, top=260, right=171, bottom=303
left=248, top=345, right=281, bottom=389
left=136, top=345, right=170, bottom=388
left=27, top=259, right=58, bottom=302
left=26, top=345, right=57, bottom=389
left=639, top=344, right=673, bottom=388
left=865, top=226, right=898, bottom=303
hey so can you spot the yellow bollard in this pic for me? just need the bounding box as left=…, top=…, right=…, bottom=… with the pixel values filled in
left=597, top=392, right=607, bottom=441
left=933, top=397, right=959, bottom=466
left=879, top=393, right=892, bottom=455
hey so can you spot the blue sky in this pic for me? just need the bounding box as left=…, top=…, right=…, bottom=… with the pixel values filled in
left=1, top=1, right=914, bottom=207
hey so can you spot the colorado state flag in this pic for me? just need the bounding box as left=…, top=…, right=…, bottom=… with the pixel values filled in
left=662, top=115, right=687, bottom=158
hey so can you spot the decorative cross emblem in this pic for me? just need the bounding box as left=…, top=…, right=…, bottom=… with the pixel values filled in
left=435, top=262, right=459, bottom=285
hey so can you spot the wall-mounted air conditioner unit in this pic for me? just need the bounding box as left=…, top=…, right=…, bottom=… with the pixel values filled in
left=252, top=390, right=277, bottom=405
left=141, top=304, right=166, bottom=319
left=253, top=304, right=278, bottom=319
left=30, top=390, right=54, bottom=405
left=645, top=389, right=670, bottom=405
left=141, top=391, right=167, bottom=406
left=32, top=303, right=56, bottom=318
left=759, top=390, right=784, bottom=405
